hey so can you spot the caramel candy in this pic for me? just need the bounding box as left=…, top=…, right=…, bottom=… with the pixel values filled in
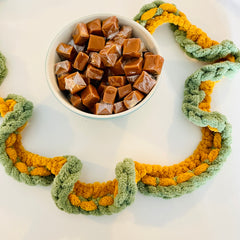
left=127, top=75, right=139, bottom=84
left=123, top=38, right=142, bottom=58
left=116, top=26, right=133, bottom=39
left=143, top=54, right=164, bottom=75
left=69, top=94, right=85, bottom=110
left=87, top=19, right=102, bottom=35
left=100, top=44, right=119, bottom=67
left=81, top=73, right=91, bottom=85
left=57, top=73, right=68, bottom=91
left=144, top=52, right=154, bottom=57
left=123, top=90, right=144, bottom=109
left=108, top=76, right=126, bottom=87
left=56, top=43, right=77, bottom=60
left=124, top=57, right=143, bottom=76
left=86, top=64, right=104, bottom=80
left=102, top=16, right=119, bottom=39
left=94, top=102, right=113, bottom=115
left=68, top=39, right=85, bottom=53
left=54, top=60, right=72, bottom=75
left=110, top=57, right=125, bottom=75
left=65, top=72, right=87, bottom=94
left=89, top=52, right=104, bottom=68
left=72, top=23, right=89, bottom=45
left=118, top=84, right=132, bottom=99
left=103, top=86, right=117, bottom=104
left=81, top=84, right=100, bottom=108
left=133, top=71, right=157, bottom=94
left=97, top=81, right=108, bottom=96
left=73, top=52, right=89, bottom=71
left=87, top=34, right=105, bottom=52
left=113, top=101, right=127, bottom=113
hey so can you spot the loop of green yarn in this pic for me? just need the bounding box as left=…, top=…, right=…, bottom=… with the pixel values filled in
left=0, top=52, right=7, bottom=86
left=0, top=0, right=240, bottom=215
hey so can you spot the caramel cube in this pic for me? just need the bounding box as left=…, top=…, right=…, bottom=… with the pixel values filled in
left=143, top=54, right=164, bottom=75
left=123, top=38, right=142, bottom=58
left=118, top=84, right=132, bottom=99
left=123, top=90, right=144, bottom=109
left=87, top=34, right=105, bottom=52
left=86, top=64, right=104, bottom=80
left=133, top=71, right=156, bottom=94
left=97, top=81, right=108, bottom=96
left=99, top=44, right=119, bottom=67
left=68, top=39, right=85, bottom=53
left=69, top=94, right=85, bottom=110
left=144, top=52, right=154, bottom=57
left=89, top=52, right=104, bottom=68
left=103, top=86, right=117, bottom=104
left=72, top=23, right=89, bottom=45
left=116, top=26, right=133, bottom=39
left=57, top=73, right=68, bottom=91
left=56, top=43, right=77, bottom=60
left=87, top=19, right=102, bottom=35
left=127, top=75, right=139, bottom=84
left=113, top=101, right=127, bottom=114
left=102, top=16, right=119, bottom=39
left=73, top=52, right=89, bottom=71
left=124, top=57, right=143, bottom=76
left=54, top=60, right=72, bottom=75
left=81, top=84, right=100, bottom=108
left=108, top=76, right=126, bottom=87
left=65, top=72, right=87, bottom=94
left=94, top=102, right=113, bottom=115
left=110, top=57, right=125, bottom=75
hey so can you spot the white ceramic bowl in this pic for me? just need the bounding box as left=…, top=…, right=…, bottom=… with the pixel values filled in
left=46, top=14, right=162, bottom=119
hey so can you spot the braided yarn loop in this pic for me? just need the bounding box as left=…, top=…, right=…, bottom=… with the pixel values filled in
left=0, top=1, right=239, bottom=215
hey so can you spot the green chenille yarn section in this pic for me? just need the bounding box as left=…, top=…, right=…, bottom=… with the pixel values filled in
left=133, top=1, right=164, bottom=21
left=0, top=52, right=7, bottom=86
left=174, top=30, right=240, bottom=63
left=137, top=60, right=240, bottom=198
left=52, top=158, right=137, bottom=215
left=138, top=123, right=232, bottom=198
left=182, top=61, right=240, bottom=131
left=0, top=94, right=55, bottom=186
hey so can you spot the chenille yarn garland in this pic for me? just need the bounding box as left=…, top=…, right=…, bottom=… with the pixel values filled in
left=0, top=1, right=240, bottom=215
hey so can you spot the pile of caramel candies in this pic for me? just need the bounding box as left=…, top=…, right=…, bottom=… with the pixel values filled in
left=54, top=16, right=164, bottom=115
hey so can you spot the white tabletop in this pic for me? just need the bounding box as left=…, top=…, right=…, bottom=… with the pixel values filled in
left=0, top=0, right=239, bottom=239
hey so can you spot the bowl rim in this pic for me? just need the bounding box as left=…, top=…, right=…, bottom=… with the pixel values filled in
left=45, top=13, right=162, bottom=119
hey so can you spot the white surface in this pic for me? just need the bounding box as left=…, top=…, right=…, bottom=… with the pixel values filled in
left=0, top=0, right=240, bottom=239
left=46, top=14, right=161, bottom=119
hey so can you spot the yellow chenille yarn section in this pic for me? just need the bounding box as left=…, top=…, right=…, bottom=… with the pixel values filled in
left=159, top=178, right=176, bottom=186
left=0, top=98, right=16, bottom=117
left=13, top=134, right=67, bottom=175
left=30, top=167, right=51, bottom=176
left=134, top=127, right=221, bottom=186
left=141, top=7, right=157, bottom=20
left=199, top=81, right=215, bottom=112
left=99, top=196, right=114, bottom=206
left=6, top=147, right=17, bottom=163
left=141, top=175, right=157, bottom=186
left=159, top=3, right=177, bottom=13
left=208, top=149, right=220, bottom=162
left=213, top=133, right=222, bottom=149
left=145, top=10, right=217, bottom=48
left=194, top=163, right=209, bottom=176
left=73, top=179, right=118, bottom=199
left=5, top=133, right=17, bottom=147
left=176, top=172, right=194, bottom=183
left=68, top=194, right=97, bottom=211
left=15, top=162, right=29, bottom=174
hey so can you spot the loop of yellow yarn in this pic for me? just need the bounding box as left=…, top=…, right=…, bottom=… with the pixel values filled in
left=0, top=98, right=16, bottom=117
